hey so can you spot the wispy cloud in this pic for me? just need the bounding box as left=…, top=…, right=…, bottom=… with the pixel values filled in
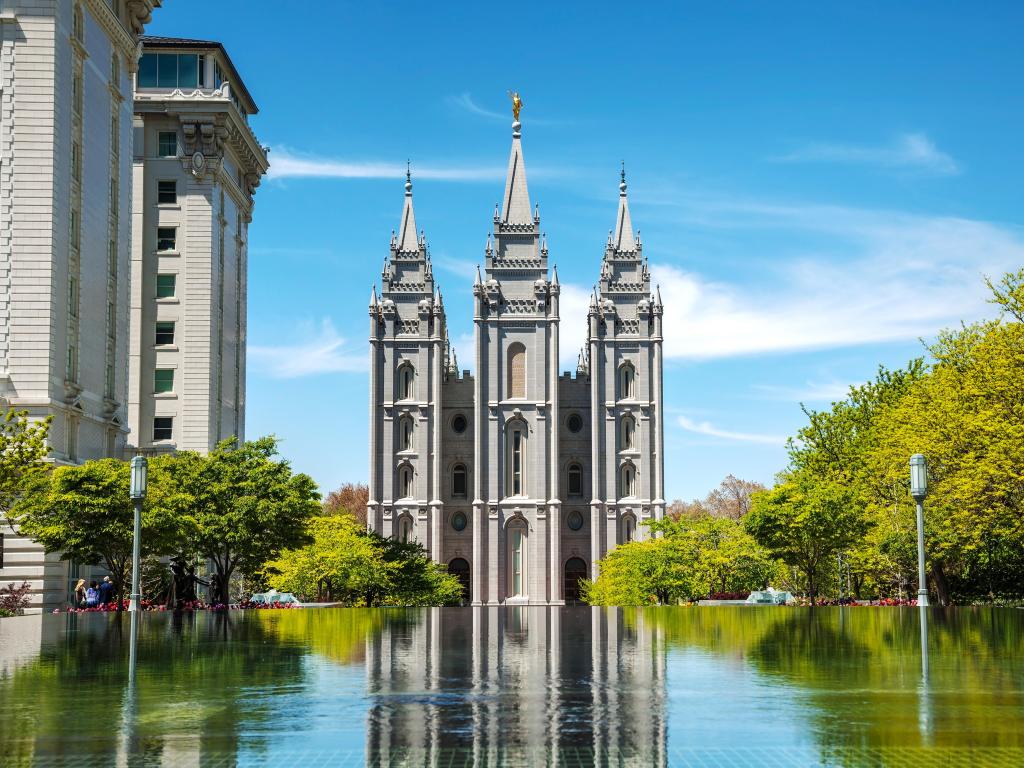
left=751, top=380, right=853, bottom=403
left=677, top=415, right=786, bottom=445
left=447, top=93, right=507, bottom=122
left=773, top=133, right=959, bottom=176
left=267, top=147, right=503, bottom=182
left=633, top=195, right=1024, bottom=359
left=249, top=318, right=364, bottom=378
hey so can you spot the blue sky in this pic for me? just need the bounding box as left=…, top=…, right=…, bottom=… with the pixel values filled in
left=150, top=1, right=1023, bottom=502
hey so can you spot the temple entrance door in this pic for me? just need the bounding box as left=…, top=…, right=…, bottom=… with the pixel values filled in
left=563, top=557, right=588, bottom=605
left=449, top=558, right=471, bottom=604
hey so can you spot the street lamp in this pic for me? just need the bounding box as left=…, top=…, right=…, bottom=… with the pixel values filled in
left=909, top=454, right=929, bottom=608
left=128, top=455, right=148, bottom=612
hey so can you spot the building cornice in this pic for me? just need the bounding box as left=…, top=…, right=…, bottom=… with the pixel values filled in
left=82, top=0, right=137, bottom=61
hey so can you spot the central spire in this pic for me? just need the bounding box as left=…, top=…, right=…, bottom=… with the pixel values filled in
left=613, top=163, right=636, bottom=252
left=397, top=162, right=419, bottom=252
left=500, top=118, right=533, bottom=225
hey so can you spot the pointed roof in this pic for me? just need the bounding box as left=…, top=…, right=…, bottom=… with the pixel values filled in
left=613, top=164, right=636, bottom=251
left=397, top=165, right=419, bottom=252
left=500, top=121, right=533, bottom=225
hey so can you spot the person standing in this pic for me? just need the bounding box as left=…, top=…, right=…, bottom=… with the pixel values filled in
left=85, top=581, right=99, bottom=608
left=98, top=576, right=114, bottom=606
left=73, top=579, right=86, bottom=608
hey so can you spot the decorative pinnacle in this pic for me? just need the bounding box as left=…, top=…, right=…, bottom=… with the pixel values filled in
left=620, top=161, right=627, bottom=194
left=405, top=160, right=412, bottom=194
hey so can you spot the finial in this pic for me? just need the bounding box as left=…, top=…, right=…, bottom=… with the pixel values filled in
left=534, top=203, right=539, bottom=220
left=551, top=264, right=559, bottom=285
left=620, top=161, right=627, bottom=194
left=405, top=160, right=412, bottom=194
left=474, top=265, right=483, bottom=286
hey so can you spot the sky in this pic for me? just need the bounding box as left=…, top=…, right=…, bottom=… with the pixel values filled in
left=149, top=1, right=1023, bottom=502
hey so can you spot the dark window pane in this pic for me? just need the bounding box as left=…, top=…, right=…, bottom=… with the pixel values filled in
left=154, top=369, right=174, bottom=393
left=198, top=55, right=206, bottom=87
left=177, top=54, right=198, bottom=88
left=157, top=227, right=175, bottom=251
left=453, top=466, right=467, bottom=497
left=158, top=180, right=176, bottom=204
left=155, top=321, right=175, bottom=346
left=157, top=54, right=177, bottom=87
left=138, top=54, right=158, bottom=87
left=156, top=274, right=176, bottom=298
left=153, top=417, right=173, bottom=441
left=158, top=131, right=177, bottom=157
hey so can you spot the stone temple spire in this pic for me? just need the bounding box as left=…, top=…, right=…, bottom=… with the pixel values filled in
left=397, top=162, right=419, bottom=252
left=613, top=162, right=636, bottom=252
left=500, top=118, right=532, bottom=225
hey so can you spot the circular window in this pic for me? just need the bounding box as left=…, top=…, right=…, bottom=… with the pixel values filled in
left=567, top=510, right=584, bottom=531
left=566, top=413, right=583, bottom=433
left=452, top=414, right=468, bottom=434
left=451, top=512, right=468, bottom=532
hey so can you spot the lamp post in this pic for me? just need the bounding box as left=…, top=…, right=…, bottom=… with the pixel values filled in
left=128, top=455, right=148, bottom=612
left=909, top=454, right=929, bottom=608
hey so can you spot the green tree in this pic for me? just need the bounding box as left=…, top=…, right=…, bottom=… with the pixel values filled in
left=156, top=437, right=320, bottom=605
left=13, top=458, right=179, bottom=608
left=265, top=512, right=462, bottom=606
left=0, top=409, right=50, bottom=523
left=585, top=514, right=779, bottom=605
left=746, top=475, right=868, bottom=604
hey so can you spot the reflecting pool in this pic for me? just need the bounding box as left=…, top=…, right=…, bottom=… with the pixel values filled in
left=1, top=607, right=1023, bottom=766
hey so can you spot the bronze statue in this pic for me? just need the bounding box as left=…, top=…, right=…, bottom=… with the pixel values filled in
left=508, top=90, right=523, bottom=121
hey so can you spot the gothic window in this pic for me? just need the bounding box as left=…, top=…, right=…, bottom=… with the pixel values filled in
left=566, top=413, right=583, bottom=433
left=620, top=363, right=636, bottom=400
left=452, top=464, right=467, bottom=498
left=399, top=417, right=414, bottom=451
left=622, top=515, right=636, bottom=544
left=507, top=343, right=526, bottom=399
left=452, top=413, right=468, bottom=434
left=621, top=415, right=636, bottom=451
left=567, top=510, right=585, bottom=531
left=567, top=463, right=583, bottom=497
left=621, top=463, right=637, bottom=498
left=398, top=465, right=414, bottom=499
left=398, top=515, right=413, bottom=543
left=506, top=421, right=527, bottom=497
left=508, top=520, right=527, bottom=597
left=397, top=364, right=415, bottom=401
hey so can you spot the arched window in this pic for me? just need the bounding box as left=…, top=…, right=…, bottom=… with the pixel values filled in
left=622, top=515, right=636, bottom=543
left=621, top=416, right=635, bottom=451
left=507, top=343, right=526, bottom=399
left=508, top=520, right=527, bottom=597
left=620, top=363, right=636, bottom=400
left=621, top=463, right=637, bottom=498
left=563, top=557, right=588, bottom=604
left=398, top=515, right=413, bottom=543
left=398, top=465, right=414, bottom=499
left=567, top=463, right=583, bottom=497
left=397, top=364, right=415, bottom=401
left=506, top=421, right=527, bottom=497
left=452, top=463, right=467, bottom=498
left=399, top=417, right=414, bottom=451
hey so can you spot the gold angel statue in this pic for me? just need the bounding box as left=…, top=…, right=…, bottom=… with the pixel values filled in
left=508, top=90, right=523, bottom=121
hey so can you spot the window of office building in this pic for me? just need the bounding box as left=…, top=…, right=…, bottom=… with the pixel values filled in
left=156, top=274, right=176, bottom=299
left=158, top=131, right=178, bottom=157
left=155, top=321, right=175, bottom=346
left=153, top=417, right=173, bottom=441
left=157, top=227, right=176, bottom=252
left=158, top=180, right=177, bottom=204
left=154, top=369, right=174, bottom=393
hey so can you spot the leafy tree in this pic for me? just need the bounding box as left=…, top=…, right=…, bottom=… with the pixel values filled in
left=704, top=475, right=766, bottom=519
left=155, top=437, right=320, bottom=605
left=586, top=514, right=779, bottom=605
left=0, top=409, right=50, bottom=524
left=321, top=482, right=368, bottom=525
left=265, top=512, right=462, bottom=606
left=12, top=459, right=179, bottom=608
left=746, top=475, right=868, bottom=604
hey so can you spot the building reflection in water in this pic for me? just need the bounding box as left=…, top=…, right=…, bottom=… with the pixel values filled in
left=366, top=606, right=667, bottom=765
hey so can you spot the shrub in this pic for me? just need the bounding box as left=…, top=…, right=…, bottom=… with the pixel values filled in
left=0, top=581, right=33, bottom=616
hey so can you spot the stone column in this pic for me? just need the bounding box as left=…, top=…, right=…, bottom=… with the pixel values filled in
left=472, top=300, right=484, bottom=605
left=549, top=289, right=562, bottom=603
left=430, top=335, right=443, bottom=562
left=367, top=327, right=379, bottom=532
left=652, top=307, right=665, bottom=525
left=589, top=328, right=602, bottom=580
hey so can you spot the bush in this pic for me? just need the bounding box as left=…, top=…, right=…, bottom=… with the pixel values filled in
left=0, top=581, right=33, bottom=616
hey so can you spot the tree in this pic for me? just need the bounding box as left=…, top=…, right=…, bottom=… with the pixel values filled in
left=265, top=512, right=462, bottom=606
left=585, top=514, right=779, bottom=605
left=746, top=475, right=868, bottom=604
left=156, top=437, right=320, bottom=605
left=13, top=459, right=179, bottom=609
left=0, top=409, right=50, bottom=524
left=703, top=475, right=766, bottom=519
left=321, top=482, right=368, bottom=525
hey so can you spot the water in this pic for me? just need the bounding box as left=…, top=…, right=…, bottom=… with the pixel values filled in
left=1, top=606, right=1022, bottom=766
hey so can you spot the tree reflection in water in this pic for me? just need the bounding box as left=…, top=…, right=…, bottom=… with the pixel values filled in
left=1, top=606, right=1023, bottom=766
